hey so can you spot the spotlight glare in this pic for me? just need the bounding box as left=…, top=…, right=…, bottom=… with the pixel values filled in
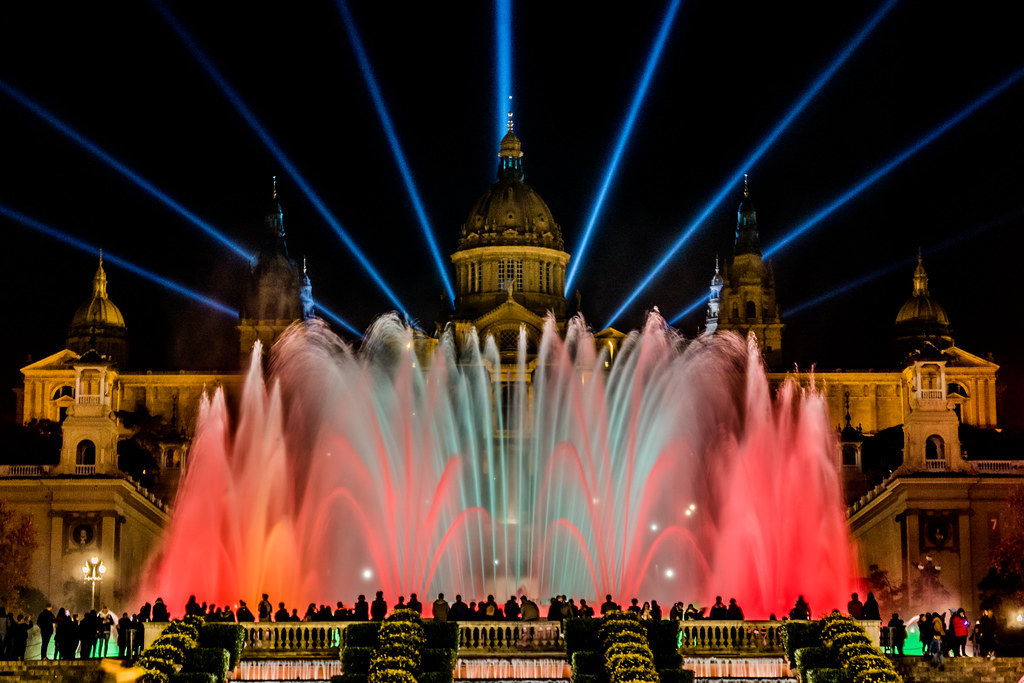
left=0, top=79, right=250, bottom=261
left=606, top=0, right=899, bottom=328
left=665, top=569, right=675, bottom=578
left=153, top=0, right=410, bottom=317
left=495, top=0, right=513, bottom=144
left=336, top=0, right=455, bottom=305
left=362, top=568, right=373, bottom=580
left=565, top=0, right=683, bottom=294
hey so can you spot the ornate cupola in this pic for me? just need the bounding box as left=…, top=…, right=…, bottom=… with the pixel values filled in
left=238, top=177, right=305, bottom=362
left=449, top=110, right=571, bottom=353
left=895, top=252, right=954, bottom=359
left=67, top=253, right=128, bottom=367
left=734, top=174, right=761, bottom=256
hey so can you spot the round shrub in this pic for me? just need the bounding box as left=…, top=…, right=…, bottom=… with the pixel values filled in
left=606, top=642, right=652, bottom=659
left=853, top=669, right=901, bottom=683
left=838, top=642, right=876, bottom=662
left=831, top=630, right=870, bottom=651
left=369, top=669, right=417, bottom=683
left=846, top=654, right=894, bottom=677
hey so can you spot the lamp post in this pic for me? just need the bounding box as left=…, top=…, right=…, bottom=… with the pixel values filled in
left=81, top=555, right=106, bottom=611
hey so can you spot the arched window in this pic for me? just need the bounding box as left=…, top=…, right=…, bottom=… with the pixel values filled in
left=732, top=304, right=739, bottom=321
left=842, top=444, right=859, bottom=467
left=925, top=435, right=945, bottom=461
left=746, top=301, right=756, bottom=319
left=51, top=385, right=74, bottom=400
left=76, top=440, right=96, bottom=465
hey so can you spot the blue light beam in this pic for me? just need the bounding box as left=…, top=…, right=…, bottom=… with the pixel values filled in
left=564, top=0, right=683, bottom=295
left=314, top=302, right=361, bottom=337
left=495, top=0, right=513, bottom=145
left=784, top=209, right=1024, bottom=318
left=604, top=0, right=898, bottom=328
left=152, top=0, right=410, bottom=317
left=668, top=67, right=1024, bottom=328
left=0, top=202, right=237, bottom=316
left=335, top=0, right=455, bottom=305
left=762, top=65, right=1024, bottom=260
left=0, top=79, right=251, bottom=261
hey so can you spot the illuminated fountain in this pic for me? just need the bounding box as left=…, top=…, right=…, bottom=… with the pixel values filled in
left=139, top=312, right=853, bottom=618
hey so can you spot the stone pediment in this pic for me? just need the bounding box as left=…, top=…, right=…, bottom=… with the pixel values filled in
left=21, top=349, right=79, bottom=374
left=944, top=345, right=999, bottom=370
left=472, top=297, right=547, bottom=333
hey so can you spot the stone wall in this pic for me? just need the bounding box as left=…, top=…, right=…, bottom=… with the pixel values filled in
left=896, top=656, right=1024, bottom=683
left=0, top=660, right=104, bottom=682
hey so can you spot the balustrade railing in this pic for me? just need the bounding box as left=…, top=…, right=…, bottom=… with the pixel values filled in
left=679, top=620, right=880, bottom=654
left=975, top=460, right=1024, bottom=473
left=76, top=464, right=97, bottom=475
left=241, top=622, right=344, bottom=656
left=457, top=621, right=563, bottom=653
left=0, top=464, right=45, bottom=476
left=925, top=459, right=947, bottom=472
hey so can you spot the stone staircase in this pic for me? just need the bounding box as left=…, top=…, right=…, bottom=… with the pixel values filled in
left=895, top=656, right=1024, bottom=683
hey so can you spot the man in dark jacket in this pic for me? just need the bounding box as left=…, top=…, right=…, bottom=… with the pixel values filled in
left=370, top=592, right=388, bottom=621
left=504, top=596, right=521, bottom=621
left=236, top=600, right=255, bottom=622
left=36, top=605, right=55, bottom=659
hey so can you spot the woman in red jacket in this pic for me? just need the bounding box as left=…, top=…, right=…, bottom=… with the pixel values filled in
left=952, top=608, right=971, bottom=656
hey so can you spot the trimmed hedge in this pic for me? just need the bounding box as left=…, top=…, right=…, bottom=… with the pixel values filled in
left=656, top=671, right=695, bottom=683
left=169, top=675, right=216, bottom=683
left=564, top=617, right=602, bottom=661
left=420, top=647, right=457, bottom=673
left=198, top=623, right=245, bottom=668
left=422, top=621, right=459, bottom=650
left=339, top=675, right=368, bottom=683
left=571, top=674, right=604, bottom=683
left=343, top=646, right=375, bottom=672
left=418, top=672, right=455, bottom=683
left=138, top=616, right=205, bottom=683
left=807, top=669, right=849, bottom=683
left=572, top=650, right=606, bottom=675
left=645, top=621, right=679, bottom=655
left=654, top=652, right=682, bottom=671
left=599, top=612, right=657, bottom=683
left=780, top=620, right=821, bottom=663
left=181, top=648, right=230, bottom=683
left=345, top=622, right=383, bottom=648
left=795, top=646, right=831, bottom=670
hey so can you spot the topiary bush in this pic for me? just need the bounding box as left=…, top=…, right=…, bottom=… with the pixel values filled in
left=343, top=646, right=375, bottom=673
left=198, top=623, right=245, bottom=669
left=168, top=674, right=216, bottom=683
left=345, top=623, right=383, bottom=648
left=422, top=621, right=459, bottom=650
left=181, top=647, right=230, bottom=683
left=795, top=646, right=831, bottom=671
left=781, top=620, right=822, bottom=663
left=598, top=612, right=658, bottom=683
left=807, top=669, right=849, bottom=683
left=138, top=616, right=206, bottom=683
left=655, top=671, right=695, bottom=683
left=572, top=650, right=606, bottom=675
left=564, top=617, right=602, bottom=662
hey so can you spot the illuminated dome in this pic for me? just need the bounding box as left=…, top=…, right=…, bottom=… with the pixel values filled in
left=895, top=254, right=953, bottom=353
left=67, top=254, right=128, bottom=365
left=457, top=128, right=564, bottom=251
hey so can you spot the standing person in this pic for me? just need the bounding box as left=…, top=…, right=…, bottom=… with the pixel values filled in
left=36, top=604, right=54, bottom=660
left=504, top=595, right=520, bottom=621
left=258, top=594, right=272, bottom=622
left=627, top=598, right=641, bottom=615
left=952, top=608, right=970, bottom=657
left=79, top=610, right=97, bottom=659
left=918, top=614, right=932, bottom=658
left=432, top=594, right=450, bottom=621
left=520, top=596, right=540, bottom=621
left=789, top=596, right=811, bottom=620
left=709, top=597, right=727, bottom=620
left=407, top=594, right=422, bottom=616
left=24, top=619, right=41, bottom=660
left=862, top=593, right=881, bottom=621
left=8, top=615, right=28, bottom=661
left=929, top=612, right=946, bottom=670
left=650, top=600, right=662, bottom=621
left=600, top=595, right=618, bottom=615
left=117, top=613, right=131, bottom=657
left=354, top=595, right=369, bottom=621
left=979, top=609, right=996, bottom=658
left=886, top=613, right=906, bottom=656
left=847, top=593, right=864, bottom=619
left=726, top=599, right=743, bottom=620
left=579, top=599, right=594, bottom=618
left=370, top=591, right=387, bottom=621
left=236, top=600, right=255, bottom=622
left=152, top=599, right=170, bottom=622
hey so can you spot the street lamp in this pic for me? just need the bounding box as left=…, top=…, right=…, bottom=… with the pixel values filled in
left=82, top=555, right=107, bottom=611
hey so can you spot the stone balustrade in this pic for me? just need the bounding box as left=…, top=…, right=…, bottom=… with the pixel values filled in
left=242, top=622, right=344, bottom=656
left=457, top=621, right=563, bottom=653
left=679, top=620, right=880, bottom=654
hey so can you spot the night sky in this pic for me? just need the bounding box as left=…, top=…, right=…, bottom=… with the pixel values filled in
left=1, top=2, right=1022, bottom=426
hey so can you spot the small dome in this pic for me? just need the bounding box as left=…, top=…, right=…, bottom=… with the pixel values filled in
left=457, top=131, right=563, bottom=251
left=70, top=258, right=125, bottom=331
left=895, top=255, right=953, bottom=353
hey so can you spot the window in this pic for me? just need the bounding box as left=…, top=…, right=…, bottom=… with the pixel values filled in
left=746, top=301, right=756, bottom=319
left=546, top=263, right=552, bottom=293
left=498, top=258, right=523, bottom=292
left=925, top=435, right=945, bottom=460
left=469, top=262, right=479, bottom=293
left=732, top=304, right=739, bottom=321
left=76, top=440, right=96, bottom=465
left=51, top=385, right=74, bottom=400
left=539, top=262, right=546, bottom=293
left=842, top=444, right=859, bottom=467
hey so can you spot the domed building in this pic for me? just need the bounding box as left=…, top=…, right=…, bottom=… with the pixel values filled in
left=448, top=118, right=570, bottom=355
left=894, top=252, right=954, bottom=358
left=66, top=254, right=128, bottom=367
